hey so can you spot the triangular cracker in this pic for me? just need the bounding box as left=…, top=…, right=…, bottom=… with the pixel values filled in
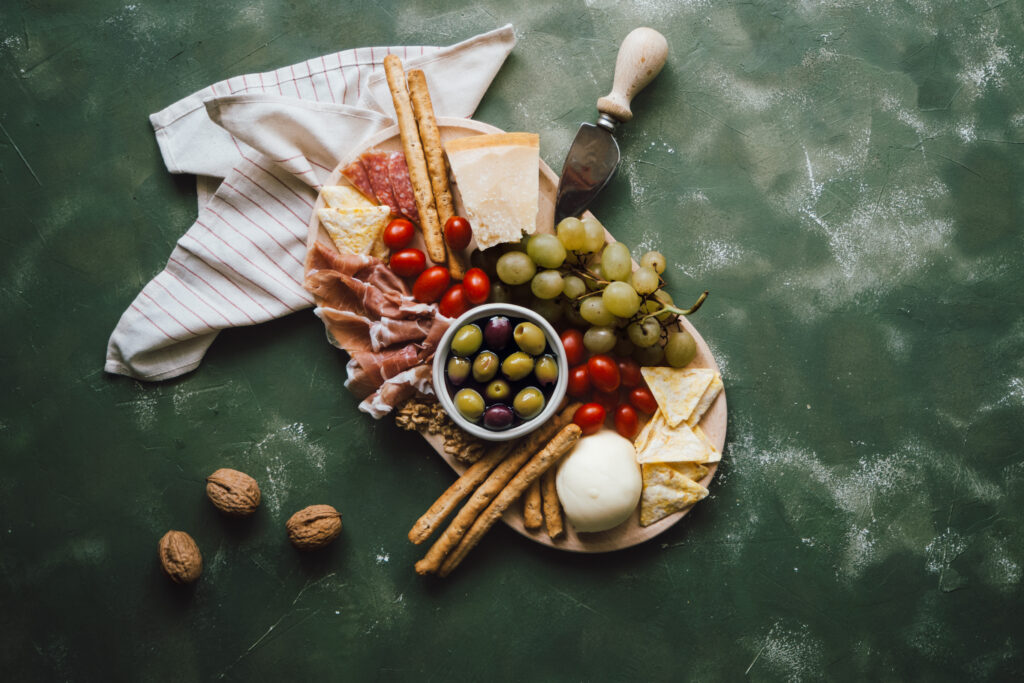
left=321, top=185, right=376, bottom=209
left=640, top=463, right=709, bottom=526
left=686, top=372, right=723, bottom=427
left=317, top=206, right=390, bottom=256
left=641, top=367, right=715, bottom=428
left=692, top=425, right=722, bottom=464
left=635, top=411, right=710, bottom=464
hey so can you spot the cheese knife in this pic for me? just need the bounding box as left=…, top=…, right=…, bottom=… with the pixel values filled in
left=554, top=27, right=669, bottom=223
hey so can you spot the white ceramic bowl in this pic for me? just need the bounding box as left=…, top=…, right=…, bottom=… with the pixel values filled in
left=432, top=303, right=569, bottom=442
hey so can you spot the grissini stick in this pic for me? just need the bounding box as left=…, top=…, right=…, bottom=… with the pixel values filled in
left=438, top=424, right=582, bottom=577
left=382, top=55, right=447, bottom=264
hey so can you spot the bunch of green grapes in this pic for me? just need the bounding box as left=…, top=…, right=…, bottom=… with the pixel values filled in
left=480, top=216, right=707, bottom=368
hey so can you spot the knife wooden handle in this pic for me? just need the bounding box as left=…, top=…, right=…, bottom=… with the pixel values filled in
left=596, top=27, right=668, bottom=123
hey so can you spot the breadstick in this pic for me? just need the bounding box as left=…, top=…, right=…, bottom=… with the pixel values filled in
left=408, top=442, right=512, bottom=545
left=414, top=417, right=564, bottom=575
left=407, top=69, right=468, bottom=280
left=414, top=404, right=579, bottom=575
left=541, top=467, right=564, bottom=539
left=438, top=424, right=582, bottom=577
left=523, top=479, right=543, bottom=530
left=382, top=55, right=446, bottom=264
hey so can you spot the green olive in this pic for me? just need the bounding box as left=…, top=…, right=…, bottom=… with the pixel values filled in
left=472, top=351, right=499, bottom=383
left=502, top=351, right=535, bottom=382
left=447, top=356, right=471, bottom=386
left=534, top=354, right=558, bottom=387
left=451, top=324, right=483, bottom=356
left=453, top=388, right=485, bottom=421
left=484, top=379, right=511, bottom=402
left=513, top=387, right=545, bottom=419
left=513, top=322, right=547, bottom=355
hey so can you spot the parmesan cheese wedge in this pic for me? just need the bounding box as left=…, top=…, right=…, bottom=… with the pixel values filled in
left=317, top=206, right=390, bottom=257
left=444, top=133, right=539, bottom=249
left=641, top=367, right=716, bottom=428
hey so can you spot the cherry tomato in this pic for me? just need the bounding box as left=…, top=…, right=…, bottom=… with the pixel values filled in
left=594, top=389, right=619, bottom=414
left=382, top=218, right=415, bottom=250
left=560, top=329, right=585, bottom=366
left=573, top=402, right=606, bottom=436
left=439, top=284, right=469, bottom=318
left=462, top=268, right=490, bottom=305
left=617, top=357, right=642, bottom=388
left=444, top=216, right=472, bottom=251
left=390, top=248, right=427, bottom=278
left=412, top=266, right=451, bottom=303
left=614, top=404, right=640, bottom=440
left=567, top=365, right=591, bottom=398
left=628, top=386, right=658, bottom=415
left=587, top=354, right=620, bottom=393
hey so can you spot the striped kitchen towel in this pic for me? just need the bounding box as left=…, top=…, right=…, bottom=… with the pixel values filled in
left=105, top=25, right=516, bottom=381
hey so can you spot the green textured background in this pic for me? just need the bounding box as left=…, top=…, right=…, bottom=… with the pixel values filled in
left=2, top=0, right=1022, bottom=680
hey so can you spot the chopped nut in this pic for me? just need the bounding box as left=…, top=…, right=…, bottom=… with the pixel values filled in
left=395, top=394, right=486, bottom=464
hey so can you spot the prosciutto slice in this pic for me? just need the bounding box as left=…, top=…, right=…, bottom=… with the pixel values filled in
left=305, top=241, right=448, bottom=417
left=340, top=159, right=377, bottom=203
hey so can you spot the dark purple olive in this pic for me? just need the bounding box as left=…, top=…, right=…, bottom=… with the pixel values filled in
left=484, top=316, right=512, bottom=350
left=483, top=403, right=514, bottom=430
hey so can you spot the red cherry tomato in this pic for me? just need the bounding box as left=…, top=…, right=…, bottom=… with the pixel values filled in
left=567, top=365, right=591, bottom=398
left=617, top=358, right=642, bottom=388
left=594, top=389, right=619, bottom=414
left=382, top=218, right=415, bottom=250
left=390, top=248, right=427, bottom=278
left=412, top=266, right=451, bottom=303
left=587, top=354, right=620, bottom=393
left=628, top=386, right=658, bottom=415
left=444, top=216, right=472, bottom=251
left=613, top=404, right=640, bottom=440
left=462, top=268, right=490, bottom=305
left=573, top=403, right=606, bottom=436
left=439, top=284, right=469, bottom=318
left=560, top=329, right=585, bottom=366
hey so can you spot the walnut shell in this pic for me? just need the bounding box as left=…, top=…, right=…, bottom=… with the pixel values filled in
left=206, top=468, right=261, bottom=516
left=158, top=530, right=202, bottom=584
left=286, top=505, right=342, bottom=550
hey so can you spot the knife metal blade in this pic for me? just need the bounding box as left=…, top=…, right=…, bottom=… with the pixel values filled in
left=554, top=27, right=668, bottom=223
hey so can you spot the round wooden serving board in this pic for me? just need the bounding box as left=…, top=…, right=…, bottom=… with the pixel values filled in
left=307, top=117, right=727, bottom=553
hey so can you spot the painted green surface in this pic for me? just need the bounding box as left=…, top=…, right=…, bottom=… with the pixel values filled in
left=2, top=0, right=1022, bottom=680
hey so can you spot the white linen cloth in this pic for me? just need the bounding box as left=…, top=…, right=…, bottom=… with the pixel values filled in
left=105, top=25, right=516, bottom=381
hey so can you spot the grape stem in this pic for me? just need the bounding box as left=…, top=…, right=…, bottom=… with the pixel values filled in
left=639, top=290, right=708, bottom=320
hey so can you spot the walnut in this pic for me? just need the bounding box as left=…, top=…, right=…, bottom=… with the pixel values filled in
left=206, top=468, right=261, bottom=516
left=395, top=395, right=486, bottom=464
left=286, top=505, right=342, bottom=550
left=158, top=530, right=202, bottom=584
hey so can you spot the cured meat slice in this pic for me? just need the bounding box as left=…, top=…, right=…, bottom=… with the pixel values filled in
left=340, top=159, right=377, bottom=203
left=304, top=241, right=449, bottom=418
left=386, top=152, right=420, bottom=224
left=360, top=151, right=402, bottom=219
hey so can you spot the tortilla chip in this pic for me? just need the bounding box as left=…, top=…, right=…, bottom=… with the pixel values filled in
left=686, top=372, right=723, bottom=427
left=640, top=463, right=709, bottom=526
left=322, top=185, right=375, bottom=209
left=635, top=411, right=710, bottom=464
left=692, top=425, right=722, bottom=464
left=670, top=461, right=709, bottom=482
left=317, top=206, right=390, bottom=256
left=641, top=367, right=715, bottom=428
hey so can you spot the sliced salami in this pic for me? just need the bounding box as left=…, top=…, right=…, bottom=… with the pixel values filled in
left=386, top=152, right=420, bottom=224
left=340, top=159, right=377, bottom=203
left=360, top=151, right=402, bottom=219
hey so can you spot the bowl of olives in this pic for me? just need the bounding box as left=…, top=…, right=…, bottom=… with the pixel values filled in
left=432, top=303, right=569, bottom=441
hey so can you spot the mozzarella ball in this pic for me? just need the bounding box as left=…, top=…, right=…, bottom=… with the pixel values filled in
left=555, top=430, right=642, bottom=533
